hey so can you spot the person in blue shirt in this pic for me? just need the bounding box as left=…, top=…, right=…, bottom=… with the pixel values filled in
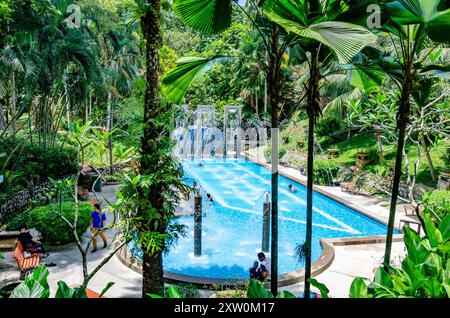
left=90, top=203, right=107, bottom=253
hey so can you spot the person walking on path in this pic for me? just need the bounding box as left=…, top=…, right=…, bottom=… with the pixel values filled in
left=91, top=203, right=107, bottom=253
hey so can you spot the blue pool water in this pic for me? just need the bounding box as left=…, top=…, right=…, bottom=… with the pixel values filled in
left=129, top=158, right=397, bottom=279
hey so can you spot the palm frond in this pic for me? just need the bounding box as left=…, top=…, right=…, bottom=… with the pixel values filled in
left=161, top=56, right=227, bottom=104
left=173, top=0, right=233, bottom=35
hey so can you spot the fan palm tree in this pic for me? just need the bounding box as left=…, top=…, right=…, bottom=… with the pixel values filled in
left=163, top=0, right=302, bottom=294
left=162, top=0, right=376, bottom=296
left=369, top=0, right=450, bottom=268
left=262, top=0, right=376, bottom=297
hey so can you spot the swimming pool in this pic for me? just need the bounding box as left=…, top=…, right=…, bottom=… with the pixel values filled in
left=129, top=158, right=396, bottom=280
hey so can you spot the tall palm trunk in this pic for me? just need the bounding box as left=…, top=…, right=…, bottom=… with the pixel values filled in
left=268, top=27, right=281, bottom=296
left=107, top=92, right=113, bottom=174
left=383, top=64, right=414, bottom=268
left=140, top=0, right=165, bottom=297
left=0, top=100, right=6, bottom=131
left=11, top=72, right=17, bottom=131
left=304, top=50, right=320, bottom=298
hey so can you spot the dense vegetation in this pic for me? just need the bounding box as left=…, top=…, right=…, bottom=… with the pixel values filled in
left=7, top=201, right=92, bottom=246
left=0, top=0, right=449, bottom=299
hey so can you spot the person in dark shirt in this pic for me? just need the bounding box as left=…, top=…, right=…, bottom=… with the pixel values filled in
left=18, top=226, right=49, bottom=258
left=90, top=203, right=107, bottom=253
left=249, top=261, right=260, bottom=280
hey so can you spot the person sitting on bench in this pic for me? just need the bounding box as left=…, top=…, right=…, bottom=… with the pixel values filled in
left=18, top=225, right=49, bottom=258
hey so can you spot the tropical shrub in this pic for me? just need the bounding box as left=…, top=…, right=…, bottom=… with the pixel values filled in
left=421, top=191, right=450, bottom=225
left=6, top=202, right=92, bottom=246
left=315, top=115, right=341, bottom=138
left=148, top=280, right=297, bottom=298
left=335, top=166, right=354, bottom=183
left=263, top=146, right=287, bottom=163
left=10, top=265, right=113, bottom=298
left=246, top=279, right=296, bottom=298
left=349, top=213, right=450, bottom=298
left=0, top=139, right=78, bottom=182
left=310, top=159, right=340, bottom=185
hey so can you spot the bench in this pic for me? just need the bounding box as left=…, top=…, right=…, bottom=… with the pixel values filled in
left=70, top=285, right=105, bottom=298
left=86, top=288, right=103, bottom=298
left=13, top=241, right=41, bottom=272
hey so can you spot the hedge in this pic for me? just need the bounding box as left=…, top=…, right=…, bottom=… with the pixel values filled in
left=6, top=202, right=93, bottom=246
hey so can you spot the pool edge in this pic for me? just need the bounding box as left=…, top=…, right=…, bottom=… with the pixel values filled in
left=116, top=235, right=404, bottom=288
left=117, top=155, right=406, bottom=287
left=242, top=153, right=403, bottom=232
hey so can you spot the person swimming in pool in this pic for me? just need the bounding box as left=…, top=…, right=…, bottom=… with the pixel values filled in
left=288, top=184, right=297, bottom=193
left=192, top=181, right=200, bottom=195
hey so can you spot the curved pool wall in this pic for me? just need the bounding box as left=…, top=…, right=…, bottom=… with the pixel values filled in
left=127, top=158, right=399, bottom=280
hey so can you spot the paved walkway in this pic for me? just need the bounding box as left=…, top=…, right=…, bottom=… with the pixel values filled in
left=0, top=185, right=142, bottom=298
left=1, top=155, right=409, bottom=298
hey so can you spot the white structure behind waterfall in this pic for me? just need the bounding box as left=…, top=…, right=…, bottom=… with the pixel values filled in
left=172, top=105, right=267, bottom=161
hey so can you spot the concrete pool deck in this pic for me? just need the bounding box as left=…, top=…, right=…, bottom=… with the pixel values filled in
left=1, top=159, right=412, bottom=298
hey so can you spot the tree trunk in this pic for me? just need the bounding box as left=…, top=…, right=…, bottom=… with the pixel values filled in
left=375, top=130, right=384, bottom=162
left=255, top=88, right=259, bottom=116
left=420, top=135, right=436, bottom=181
left=264, top=51, right=268, bottom=114
left=11, top=72, right=17, bottom=131
left=304, top=49, right=320, bottom=298
left=383, top=71, right=413, bottom=268
left=107, top=92, right=114, bottom=174
left=65, top=81, right=71, bottom=128
left=402, top=146, right=415, bottom=204
left=268, top=27, right=281, bottom=296
left=140, top=0, right=165, bottom=298
left=0, top=101, right=6, bottom=131
left=142, top=250, right=164, bottom=297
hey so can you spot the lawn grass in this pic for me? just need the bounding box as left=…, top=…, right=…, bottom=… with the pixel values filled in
left=279, top=117, right=448, bottom=187
left=327, top=132, right=448, bottom=187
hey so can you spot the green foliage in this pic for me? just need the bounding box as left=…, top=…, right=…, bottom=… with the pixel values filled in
left=148, top=285, right=186, bottom=298
left=0, top=138, right=78, bottom=201
left=421, top=191, right=450, bottom=225
left=160, top=45, right=179, bottom=74
left=247, top=279, right=296, bottom=298
left=162, top=56, right=226, bottom=104
left=10, top=265, right=50, bottom=298
left=7, top=202, right=92, bottom=246
left=9, top=264, right=115, bottom=298
left=0, top=0, right=11, bottom=22
left=310, top=159, right=340, bottom=185
left=442, top=146, right=450, bottom=168
left=263, top=0, right=377, bottom=64
left=315, top=115, right=341, bottom=138
left=173, top=0, right=232, bottom=35
left=263, top=146, right=287, bottom=164
left=349, top=213, right=450, bottom=298
left=308, top=278, right=330, bottom=298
